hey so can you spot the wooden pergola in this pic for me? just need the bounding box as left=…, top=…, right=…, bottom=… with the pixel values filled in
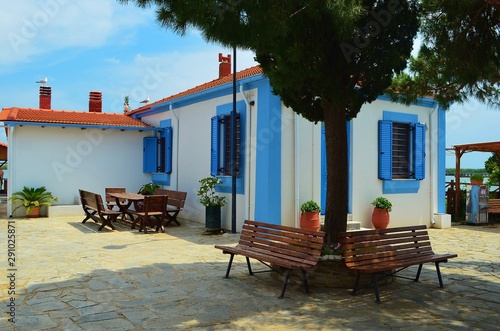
left=451, top=141, right=500, bottom=219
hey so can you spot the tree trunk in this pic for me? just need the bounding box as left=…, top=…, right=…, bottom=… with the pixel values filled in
left=322, top=102, right=348, bottom=246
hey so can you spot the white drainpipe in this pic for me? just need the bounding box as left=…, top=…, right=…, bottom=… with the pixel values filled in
left=169, top=104, right=179, bottom=190
left=239, top=85, right=253, bottom=220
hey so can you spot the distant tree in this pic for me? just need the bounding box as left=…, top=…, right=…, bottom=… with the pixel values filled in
left=387, top=0, right=500, bottom=109
left=485, top=153, right=500, bottom=188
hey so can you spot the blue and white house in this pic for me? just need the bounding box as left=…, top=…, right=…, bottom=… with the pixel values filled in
left=128, top=61, right=449, bottom=231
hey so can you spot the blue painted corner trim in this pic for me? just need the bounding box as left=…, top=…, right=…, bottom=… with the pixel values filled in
left=383, top=180, right=420, bottom=194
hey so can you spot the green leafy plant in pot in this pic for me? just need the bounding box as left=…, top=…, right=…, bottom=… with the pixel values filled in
left=300, top=200, right=321, bottom=231
left=139, top=183, right=160, bottom=195
left=470, top=173, right=484, bottom=185
left=10, top=186, right=58, bottom=218
left=371, top=197, right=392, bottom=229
left=197, top=176, right=227, bottom=229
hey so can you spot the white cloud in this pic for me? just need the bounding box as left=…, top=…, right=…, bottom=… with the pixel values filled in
left=101, top=45, right=258, bottom=112
left=0, top=0, right=152, bottom=72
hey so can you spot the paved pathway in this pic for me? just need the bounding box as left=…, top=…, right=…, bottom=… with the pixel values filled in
left=0, top=215, right=499, bottom=330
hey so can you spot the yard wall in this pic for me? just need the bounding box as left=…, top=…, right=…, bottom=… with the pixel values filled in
left=8, top=126, right=151, bottom=217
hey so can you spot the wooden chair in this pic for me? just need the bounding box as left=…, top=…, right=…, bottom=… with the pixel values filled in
left=105, top=187, right=126, bottom=210
left=131, top=195, right=168, bottom=233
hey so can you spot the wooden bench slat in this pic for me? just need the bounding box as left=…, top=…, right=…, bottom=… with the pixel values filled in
left=239, top=232, right=324, bottom=250
left=215, top=219, right=325, bottom=298
left=234, top=243, right=322, bottom=264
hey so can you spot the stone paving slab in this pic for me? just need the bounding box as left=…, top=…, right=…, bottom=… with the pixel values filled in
left=0, top=215, right=498, bottom=330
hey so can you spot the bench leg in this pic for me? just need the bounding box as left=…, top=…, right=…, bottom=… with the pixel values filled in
left=414, top=264, right=424, bottom=282
left=301, top=269, right=310, bottom=294
left=98, top=215, right=116, bottom=231
left=165, top=211, right=181, bottom=226
left=224, top=254, right=235, bottom=278
left=82, top=211, right=98, bottom=224
left=352, top=272, right=361, bottom=295
left=246, top=257, right=254, bottom=275
left=372, top=273, right=381, bottom=303
left=279, top=269, right=291, bottom=298
left=435, top=262, right=444, bottom=288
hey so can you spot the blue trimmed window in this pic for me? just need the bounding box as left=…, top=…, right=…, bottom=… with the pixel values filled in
left=143, top=127, right=173, bottom=174
left=378, top=120, right=426, bottom=180
left=378, top=111, right=426, bottom=194
left=211, top=100, right=246, bottom=194
left=211, top=113, right=241, bottom=177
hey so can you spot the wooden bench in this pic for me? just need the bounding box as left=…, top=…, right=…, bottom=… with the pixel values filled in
left=339, top=225, right=457, bottom=302
left=215, top=220, right=325, bottom=298
left=79, top=189, right=122, bottom=231
left=154, top=188, right=187, bottom=226
left=487, top=198, right=500, bottom=215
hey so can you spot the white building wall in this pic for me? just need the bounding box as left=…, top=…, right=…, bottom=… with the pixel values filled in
left=141, top=93, right=252, bottom=230
left=350, top=100, right=436, bottom=228
left=8, top=125, right=150, bottom=216
left=280, top=106, right=322, bottom=228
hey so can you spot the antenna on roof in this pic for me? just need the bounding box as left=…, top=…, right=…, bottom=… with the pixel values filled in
left=36, top=77, right=48, bottom=86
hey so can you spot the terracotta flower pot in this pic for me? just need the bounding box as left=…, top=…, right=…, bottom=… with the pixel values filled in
left=300, top=211, right=321, bottom=231
left=26, top=206, right=41, bottom=218
left=372, top=207, right=390, bottom=229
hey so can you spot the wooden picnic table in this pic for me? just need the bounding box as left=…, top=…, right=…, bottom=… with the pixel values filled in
left=107, top=192, right=145, bottom=229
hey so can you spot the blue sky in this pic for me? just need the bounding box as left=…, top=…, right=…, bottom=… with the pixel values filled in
left=1, top=0, right=498, bottom=169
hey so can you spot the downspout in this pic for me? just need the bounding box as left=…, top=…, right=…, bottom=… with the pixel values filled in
left=7, top=125, right=13, bottom=217
left=295, top=113, right=300, bottom=227
left=239, top=85, right=252, bottom=220
left=429, top=105, right=437, bottom=226
left=169, top=104, right=179, bottom=190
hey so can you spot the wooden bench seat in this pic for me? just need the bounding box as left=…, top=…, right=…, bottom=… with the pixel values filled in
left=79, top=189, right=121, bottom=231
left=339, top=225, right=457, bottom=302
left=215, top=220, right=325, bottom=298
left=154, top=188, right=187, bottom=226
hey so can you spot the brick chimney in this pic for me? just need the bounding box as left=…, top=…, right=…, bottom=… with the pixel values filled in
left=89, top=91, right=102, bottom=113
left=39, top=86, right=52, bottom=109
left=218, top=53, right=231, bottom=78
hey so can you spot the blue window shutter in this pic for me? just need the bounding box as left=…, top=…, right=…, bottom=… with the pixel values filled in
left=143, top=137, right=158, bottom=173
left=378, top=120, right=392, bottom=180
left=210, top=116, right=220, bottom=176
left=413, top=123, right=426, bottom=180
left=164, top=127, right=173, bottom=174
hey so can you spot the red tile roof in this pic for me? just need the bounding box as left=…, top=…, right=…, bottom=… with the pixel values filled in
left=127, top=65, right=264, bottom=115
left=0, top=107, right=153, bottom=128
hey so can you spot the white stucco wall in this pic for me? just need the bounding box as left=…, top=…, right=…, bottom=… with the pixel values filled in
left=280, top=107, right=322, bottom=228
left=142, top=93, right=254, bottom=231
left=350, top=99, right=438, bottom=228
left=8, top=125, right=151, bottom=217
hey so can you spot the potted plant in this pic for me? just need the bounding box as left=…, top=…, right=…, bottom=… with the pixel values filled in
left=197, top=176, right=227, bottom=229
left=299, top=200, right=321, bottom=231
left=470, top=173, right=484, bottom=185
left=9, top=186, right=58, bottom=218
left=371, top=197, right=392, bottom=229
left=139, top=183, right=160, bottom=195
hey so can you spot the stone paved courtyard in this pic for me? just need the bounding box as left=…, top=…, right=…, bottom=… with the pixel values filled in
left=0, top=214, right=499, bottom=330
